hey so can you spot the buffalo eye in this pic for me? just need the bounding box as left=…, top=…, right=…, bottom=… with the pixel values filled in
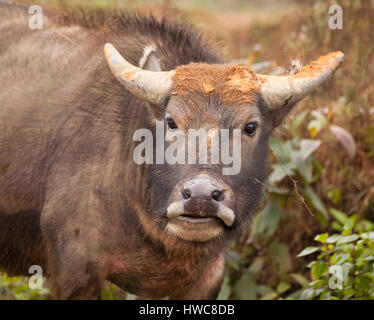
left=244, top=122, right=258, bottom=136
left=166, top=117, right=178, bottom=130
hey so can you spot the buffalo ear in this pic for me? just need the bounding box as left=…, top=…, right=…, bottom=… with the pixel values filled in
left=139, top=45, right=162, bottom=72
left=138, top=45, right=168, bottom=118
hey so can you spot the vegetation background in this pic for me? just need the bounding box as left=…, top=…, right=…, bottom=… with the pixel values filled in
left=1, top=0, right=373, bottom=300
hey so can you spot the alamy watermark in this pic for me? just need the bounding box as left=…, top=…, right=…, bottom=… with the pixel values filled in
left=133, top=121, right=242, bottom=176
left=28, top=5, right=43, bottom=30
left=329, top=265, right=344, bottom=290
left=28, top=265, right=44, bottom=290
left=329, top=5, right=343, bottom=30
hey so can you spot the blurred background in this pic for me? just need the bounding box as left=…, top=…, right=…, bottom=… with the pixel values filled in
left=1, top=0, right=373, bottom=300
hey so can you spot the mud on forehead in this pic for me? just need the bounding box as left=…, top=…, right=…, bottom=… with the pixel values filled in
left=167, top=63, right=263, bottom=127
left=172, top=63, right=262, bottom=106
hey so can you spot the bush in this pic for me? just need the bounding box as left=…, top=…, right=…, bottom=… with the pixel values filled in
left=0, top=274, right=50, bottom=300
left=218, top=103, right=373, bottom=300
left=296, top=212, right=374, bottom=300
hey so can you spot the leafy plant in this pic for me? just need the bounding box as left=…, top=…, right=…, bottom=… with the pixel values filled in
left=0, top=274, right=50, bottom=300
left=295, top=211, right=374, bottom=300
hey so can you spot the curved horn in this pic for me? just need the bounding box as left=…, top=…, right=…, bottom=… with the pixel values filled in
left=104, top=43, right=175, bottom=105
left=259, top=51, right=344, bottom=109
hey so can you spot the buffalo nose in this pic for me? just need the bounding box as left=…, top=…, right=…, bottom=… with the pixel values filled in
left=182, top=177, right=225, bottom=202
left=181, top=177, right=229, bottom=214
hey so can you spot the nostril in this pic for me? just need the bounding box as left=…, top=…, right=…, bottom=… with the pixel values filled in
left=211, top=189, right=225, bottom=202
left=181, top=188, right=191, bottom=200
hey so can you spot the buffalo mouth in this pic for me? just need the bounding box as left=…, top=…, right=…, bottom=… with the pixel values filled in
left=166, top=201, right=235, bottom=227
left=176, top=213, right=220, bottom=224
left=165, top=202, right=235, bottom=242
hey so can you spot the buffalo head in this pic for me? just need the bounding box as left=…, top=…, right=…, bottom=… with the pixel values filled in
left=104, top=43, right=343, bottom=251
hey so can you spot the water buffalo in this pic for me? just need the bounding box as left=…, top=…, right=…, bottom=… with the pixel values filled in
left=0, top=2, right=343, bottom=299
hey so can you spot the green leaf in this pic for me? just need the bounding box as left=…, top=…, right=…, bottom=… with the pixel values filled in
left=314, top=233, right=328, bottom=243
left=268, top=241, right=292, bottom=274
left=260, top=292, right=279, bottom=300
left=299, top=139, right=322, bottom=161
left=300, top=288, right=315, bottom=300
left=326, top=234, right=342, bottom=243
left=337, top=234, right=360, bottom=244
left=341, top=263, right=353, bottom=281
left=330, top=208, right=348, bottom=225
left=297, top=246, right=319, bottom=257
left=217, top=275, right=231, bottom=300
left=355, top=274, right=373, bottom=291
left=342, top=219, right=354, bottom=233
left=290, top=110, right=308, bottom=137
left=343, top=293, right=355, bottom=300
left=332, top=221, right=343, bottom=232
left=304, top=185, right=328, bottom=225
left=335, top=253, right=351, bottom=265
left=276, top=282, right=291, bottom=294
left=248, top=258, right=264, bottom=276
left=327, top=188, right=341, bottom=204
left=290, top=273, right=310, bottom=288
left=255, top=200, right=282, bottom=238
left=269, top=138, right=293, bottom=163
left=226, top=250, right=241, bottom=270
left=360, top=231, right=374, bottom=240
left=311, top=262, right=329, bottom=279
left=297, top=157, right=314, bottom=183
left=268, top=162, right=295, bottom=184
left=257, top=285, right=275, bottom=296
left=234, top=273, right=257, bottom=300
left=125, top=293, right=137, bottom=300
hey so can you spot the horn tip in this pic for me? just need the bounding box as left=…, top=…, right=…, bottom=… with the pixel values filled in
left=104, top=43, right=114, bottom=56
left=104, top=43, right=127, bottom=74
left=323, top=51, right=345, bottom=70
left=292, top=51, right=344, bottom=79
left=332, top=51, right=344, bottom=64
